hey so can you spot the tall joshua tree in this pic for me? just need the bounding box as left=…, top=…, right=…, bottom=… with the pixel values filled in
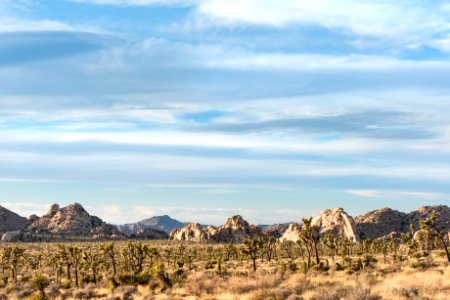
left=420, top=210, right=450, bottom=262
left=101, top=243, right=117, bottom=276
left=241, top=237, right=264, bottom=272
left=67, top=246, right=81, bottom=287
left=300, top=217, right=320, bottom=267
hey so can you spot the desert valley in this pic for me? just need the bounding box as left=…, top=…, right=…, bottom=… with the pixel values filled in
left=0, top=203, right=449, bottom=299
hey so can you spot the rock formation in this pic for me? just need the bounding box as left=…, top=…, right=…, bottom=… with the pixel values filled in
left=28, top=203, right=120, bottom=238
left=169, top=223, right=211, bottom=242
left=355, top=205, right=450, bottom=240
left=355, top=208, right=408, bottom=240
left=279, top=223, right=302, bottom=242
left=312, top=208, right=359, bottom=242
left=1, top=231, right=23, bottom=243
left=170, top=215, right=262, bottom=242
left=261, top=223, right=292, bottom=238
left=210, top=215, right=263, bottom=242
left=0, top=206, right=29, bottom=234
left=407, top=205, right=450, bottom=232
left=135, top=228, right=169, bottom=240
left=0, top=205, right=29, bottom=233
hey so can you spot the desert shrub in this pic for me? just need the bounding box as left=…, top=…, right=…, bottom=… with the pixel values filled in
left=335, top=263, right=346, bottom=271
left=27, top=293, right=48, bottom=300
left=313, top=261, right=330, bottom=272
left=61, top=279, right=72, bottom=289
left=117, top=272, right=151, bottom=286
left=362, top=254, right=377, bottom=268
left=412, top=251, right=429, bottom=259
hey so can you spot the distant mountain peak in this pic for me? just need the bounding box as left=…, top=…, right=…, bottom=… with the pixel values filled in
left=117, top=214, right=185, bottom=235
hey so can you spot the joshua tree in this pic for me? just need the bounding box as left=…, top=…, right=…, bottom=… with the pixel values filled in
left=8, top=246, right=25, bottom=283
left=323, top=235, right=337, bottom=261
left=262, top=236, right=277, bottom=262
left=82, top=247, right=101, bottom=284
left=32, top=273, right=50, bottom=299
left=0, top=247, right=11, bottom=277
left=420, top=210, right=450, bottom=262
left=101, top=243, right=117, bottom=276
left=122, top=241, right=149, bottom=275
left=241, top=237, right=264, bottom=272
left=300, top=217, right=320, bottom=267
left=57, top=245, right=72, bottom=282
left=67, top=246, right=81, bottom=287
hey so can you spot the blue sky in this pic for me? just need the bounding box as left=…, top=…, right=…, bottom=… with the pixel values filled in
left=1, top=0, right=450, bottom=225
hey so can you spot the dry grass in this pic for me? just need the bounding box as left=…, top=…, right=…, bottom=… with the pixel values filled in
left=0, top=241, right=449, bottom=299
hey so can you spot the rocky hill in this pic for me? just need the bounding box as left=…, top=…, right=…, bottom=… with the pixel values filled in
left=280, top=223, right=302, bottom=242
left=1, top=203, right=449, bottom=243
left=28, top=203, right=121, bottom=238
left=355, top=205, right=450, bottom=240
left=170, top=215, right=262, bottom=242
left=209, top=215, right=263, bottom=242
left=134, top=228, right=169, bottom=240
left=260, top=223, right=293, bottom=238
left=355, top=208, right=408, bottom=240
left=117, top=215, right=185, bottom=235
left=312, top=208, right=359, bottom=242
left=169, top=223, right=211, bottom=242
left=0, top=205, right=29, bottom=233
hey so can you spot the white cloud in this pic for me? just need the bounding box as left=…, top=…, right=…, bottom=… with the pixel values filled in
left=205, top=52, right=450, bottom=71
left=69, top=0, right=198, bottom=6
left=347, top=190, right=450, bottom=200
left=195, top=0, right=450, bottom=41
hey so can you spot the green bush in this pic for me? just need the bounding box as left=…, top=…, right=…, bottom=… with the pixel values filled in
left=117, top=272, right=151, bottom=286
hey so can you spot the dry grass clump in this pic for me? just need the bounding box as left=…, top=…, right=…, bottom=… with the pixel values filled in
left=372, top=266, right=450, bottom=300
left=183, top=270, right=284, bottom=296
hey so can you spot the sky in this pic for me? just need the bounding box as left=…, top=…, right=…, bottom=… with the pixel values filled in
left=1, top=0, right=450, bottom=225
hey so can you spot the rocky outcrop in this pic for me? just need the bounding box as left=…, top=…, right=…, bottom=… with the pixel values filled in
left=117, top=215, right=185, bottom=235
left=170, top=215, right=262, bottom=243
left=169, top=223, right=211, bottom=242
left=29, top=203, right=120, bottom=238
left=279, top=223, right=302, bottom=242
left=355, top=205, right=450, bottom=240
left=0, top=206, right=29, bottom=233
left=355, top=208, right=408, bottom=240
left=1, top=231, right=23, bottom=243
left=261, top=223, right=292, bottom=238
left=407, top=205, right=450, bottom=232
left=209, top=215, right=263, bottom=243
left=135, top=228, right=169, bottom=240
left=312, top=208, right=359, bottom=242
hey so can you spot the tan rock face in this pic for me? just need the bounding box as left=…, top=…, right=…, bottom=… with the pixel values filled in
left=279, top=223, right=302, bottom=242
left=169, top=223, right=210, bottom=242
left=355, top=205, right=450, bottom=240
left=407, top=205, right=450, bottom=232
left=355, top=208, right=407, bottom=240
left=211, top=215, right=263, bottom=243
left=170, top=215, right=262, bottom=243
left=262, top=223, right=291, bottom=238
left=312, top=208, right=359, bottom=242
left=28, top=203, right=118, bottom=237
left=0, top=206, right=29, bottom=233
